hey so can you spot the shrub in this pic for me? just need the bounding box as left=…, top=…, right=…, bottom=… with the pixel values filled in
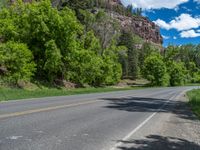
left=0, top=41, right=36, bottom=84
left=143, top=53, right=169, bottom=86
left=168, top=62, right=186, bottom=86
left=44, top=40, right=62, bottom=82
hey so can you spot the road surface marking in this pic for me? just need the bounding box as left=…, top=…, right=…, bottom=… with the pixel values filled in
left=6, top=136, right=23, bottom=140
left=109, top=90, right=185, bottom=150
left=0, top=100, right=102, bottom=120
left=0, top=90, right=167, bottom=120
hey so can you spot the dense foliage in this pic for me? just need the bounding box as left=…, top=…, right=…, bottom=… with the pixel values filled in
left=0, top=0, right=200, bottom=88
left=142, top=45, right=200, bottom=86
left=119, top=31, right=142, bottom=79
left=0, top=0, right=121, bottom=86
left=143, top=53, right=169, bottom=86
left=0, top=41, right=35, bottom=84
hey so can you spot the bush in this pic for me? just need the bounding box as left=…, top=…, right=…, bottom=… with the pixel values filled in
left=0, top=41, right=35, bottom=84
left=66, top=49, right=104, bottom=85
left=44, top=40, right=62, bottom=82
left=103, top=56, right=122, bottom=85
left=167, top=62, right=186, bottom=86
left=143, top=53, right=169, bottom=86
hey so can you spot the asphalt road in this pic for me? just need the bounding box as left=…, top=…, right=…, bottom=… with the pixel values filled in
left=0, top=87, right=197, bottom=150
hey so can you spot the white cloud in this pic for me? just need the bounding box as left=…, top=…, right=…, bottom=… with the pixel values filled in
left=122, top=0, right=188, bottom=9
left=154, top=14, right=200, bottom=31
left=173, top=36, right=177, bottom=39
left=180, top=30, right=200, bottom=38
left=162, top=35, right=170, bottom=39
left=154, top=19, right=171, bottom=30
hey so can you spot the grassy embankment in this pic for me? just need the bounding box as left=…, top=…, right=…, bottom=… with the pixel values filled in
left=187, top=89, right=200, bottom=118
left=0, top=86, right=144, bottom=102
left=0, top=79, right=149, bottom=102
left=0, top=79, right=199, bottom=102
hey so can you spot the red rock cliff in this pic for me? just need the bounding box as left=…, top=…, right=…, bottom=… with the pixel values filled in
left=108, top=0, right=163, bottom=45
left=112, top=12, right=163, bottom=44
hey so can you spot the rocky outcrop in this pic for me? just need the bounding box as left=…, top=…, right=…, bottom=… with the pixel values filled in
left=106, top=0, right=163, bottom=45
left=111, top=12, right=163, bottom=44
left=109, top=0, right=122, bottom=6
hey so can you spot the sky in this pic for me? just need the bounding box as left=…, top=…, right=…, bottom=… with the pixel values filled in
left=121, top=0, right=200, bottom=46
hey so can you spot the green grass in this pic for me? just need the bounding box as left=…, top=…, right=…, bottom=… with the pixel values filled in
left=187, top=89, right=200, bottom=118
left=0, top=86, right=144, bottom=102
left=185, top=83, right=200, bottom=86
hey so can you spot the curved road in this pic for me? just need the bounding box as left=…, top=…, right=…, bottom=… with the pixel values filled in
left=0, top=87, right=198, bottom=150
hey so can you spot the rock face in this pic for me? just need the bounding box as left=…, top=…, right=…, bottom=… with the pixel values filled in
left=107, top=0, right=163, bottom=45
left=112, top=12, right=163, bottom=44
left=109, top=0, right=122, bottom=5
left=132, top=17, right=163, bottom=44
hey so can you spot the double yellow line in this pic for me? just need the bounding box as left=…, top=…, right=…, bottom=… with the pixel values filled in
left=0, top=100, right=102, bottom=120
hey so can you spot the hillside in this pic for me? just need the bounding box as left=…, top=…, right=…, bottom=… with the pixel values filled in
left=9, top=0, right=163, bottom=45
left=58, top=0, right=163, bottom=45
left=0, top=0, right=165, bottom=87
left=0, top=0, right=200, bottom=91
left=1, top=0, right=199, bottom=90
left=103, top=0, right=163, bottom=45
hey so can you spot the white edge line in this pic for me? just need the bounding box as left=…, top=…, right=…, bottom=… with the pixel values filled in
left=109, top=90, right=187, bottom=150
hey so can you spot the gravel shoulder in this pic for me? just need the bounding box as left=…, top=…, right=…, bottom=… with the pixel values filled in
left=114, top=92, right=200, bottom=150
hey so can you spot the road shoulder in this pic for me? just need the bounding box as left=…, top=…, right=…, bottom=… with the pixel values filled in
left=113, top=92, right=200, bottom=150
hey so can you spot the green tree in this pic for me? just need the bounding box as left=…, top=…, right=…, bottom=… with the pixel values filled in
left=0, top=41, right=35, bottom=84
left=185, top=62, right=199, bottom=83
left=44, top=40, right=62, bottom=82
left=164, top=46, right=180, bottom=62
left=93, top=10, right=120, bottom=54
left=0, top=0, right=149, bottom=87
left=81, top=31, right=101, bottom=54
left=164, top=45, right=197, bottom=85
left=167, top=62, right=186, bottom=86
left=119, top=31, right=142, bottom=79
left=139, top=42, right=158, bottom=72
left=0, top=0, right=83, bottom=81
left=143, top=53, right=169, bottom=86
left=0, top=0, right=7, bottom=9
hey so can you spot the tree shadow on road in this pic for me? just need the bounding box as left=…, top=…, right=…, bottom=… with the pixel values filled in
left=101, top=97, right=197, bottom=121
left=117, top=135, right=200, bottom=150
left=101, top=96, right=200, bottom=149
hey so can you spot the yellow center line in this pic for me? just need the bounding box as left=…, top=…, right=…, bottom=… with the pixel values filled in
left=0, top=100, right=102, bottom=120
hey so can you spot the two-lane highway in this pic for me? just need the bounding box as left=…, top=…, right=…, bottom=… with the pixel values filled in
left=0, top=87, right=196, bottom=150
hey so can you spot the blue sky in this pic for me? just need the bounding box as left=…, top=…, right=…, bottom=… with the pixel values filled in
left=121, top=0, right=200, bottom=46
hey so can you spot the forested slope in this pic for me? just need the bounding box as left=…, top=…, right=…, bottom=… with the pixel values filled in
left=1, top=0, right=200, bottom=89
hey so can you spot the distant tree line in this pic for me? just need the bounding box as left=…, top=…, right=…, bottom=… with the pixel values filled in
left=143, top=45, right=200, bottom=86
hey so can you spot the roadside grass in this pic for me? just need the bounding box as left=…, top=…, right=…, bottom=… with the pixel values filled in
left=0, top=86, right=144, bottom=102
left=187, top=89, right=200, bottom=118
left=185, top=83, right=200, bottom=86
